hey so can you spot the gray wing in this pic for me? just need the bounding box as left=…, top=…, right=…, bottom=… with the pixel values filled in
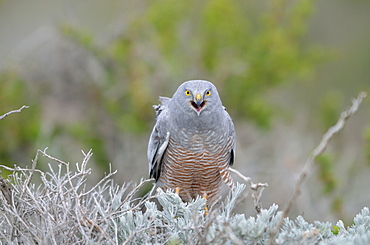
left=148, top=97, right=171, bottom=181
left=224, top=106, right=236, bottom=166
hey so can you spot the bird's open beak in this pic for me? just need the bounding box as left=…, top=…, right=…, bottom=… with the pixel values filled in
left=190, top=93, right=206, bottom=115
left=195, top=93, right=203, bottom=108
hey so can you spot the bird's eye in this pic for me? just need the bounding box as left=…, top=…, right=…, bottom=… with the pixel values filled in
left=205, top=90, right=211, bottom=96
left=185, top=90, right=191, bottom=96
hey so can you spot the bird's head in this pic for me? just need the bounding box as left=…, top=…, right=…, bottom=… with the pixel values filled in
left=172, top=80, right=222, bottom=116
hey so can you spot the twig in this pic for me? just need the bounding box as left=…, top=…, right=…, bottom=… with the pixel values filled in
left=81, top=168, right=117, bottom=197
left=81, top=216, right=113, bottom=242
left=0, top=105, right=29, bottom=120
left=269, top=91, right=367, bottom=244
left=229, top=167, right=268, bottom=213
left=0, top=165, right=46, bottom=177
left=20, top=147, right=43, bottom=198
left=37, top=147, right=68, bottom=165
left=121, top=178, right=154, bottom=205
left=0, top=172, right=12, bottom=205
left=110, top=178, right=154, bottom=217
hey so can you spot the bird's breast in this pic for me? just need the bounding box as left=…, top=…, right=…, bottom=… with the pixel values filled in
left=158, top=128, right=232, bottom=204
left=176, top=128, right=227, bottom=153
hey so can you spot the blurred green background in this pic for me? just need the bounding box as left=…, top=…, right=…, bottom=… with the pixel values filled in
left=0, top=0, right=369, bottom=224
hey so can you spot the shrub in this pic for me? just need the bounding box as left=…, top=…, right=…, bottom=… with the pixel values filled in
left=0, top=149, right=369, bottom=244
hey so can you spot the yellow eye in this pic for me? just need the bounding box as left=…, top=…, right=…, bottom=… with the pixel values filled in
left=205, top=90, right=211, bottom=96
left=185, top=90, right=191, bottom=96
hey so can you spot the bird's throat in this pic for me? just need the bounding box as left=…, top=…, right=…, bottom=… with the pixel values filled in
left=191, top=101, right=206, bottom=112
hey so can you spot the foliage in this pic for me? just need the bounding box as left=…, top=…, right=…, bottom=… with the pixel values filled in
left=319, top=91, right=344, bottom=130
left=0, top=72, right=41, bottom=175
left=0, top=0, right=326, bottom=179
left=0, top=150, right=369, bottom=244
left=365, top=126, right=370, bottom=166
left=316, top=154, right=337, bottom=195
left=63, top=0, right=323, bottom=130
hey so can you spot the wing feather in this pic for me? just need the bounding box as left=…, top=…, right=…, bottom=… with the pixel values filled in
left=224, top=106, right=236, bottom=166
left=148, top=97, right=171, bottom=181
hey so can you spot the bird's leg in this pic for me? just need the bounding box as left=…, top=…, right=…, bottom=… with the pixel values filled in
left=203, top=192, right=209, bottom=215
left=175, top=187, right=180, bottom=195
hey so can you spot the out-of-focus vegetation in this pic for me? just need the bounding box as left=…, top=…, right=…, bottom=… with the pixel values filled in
left=64, top=0, right=323, bottom=130
left=0, top=73, right=41, bottom=174
left=316, top=154, right=344, bottom=217
left=365, top=128, right=370, bottom=166
left=0, top=0, right=322, bottom=169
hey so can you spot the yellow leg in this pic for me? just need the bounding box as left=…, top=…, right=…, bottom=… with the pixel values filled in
left=204, top=206, right=209, bottom=215
left=175, top=187, right=180, bottom=195
left=203, top=193, right=209, bottom=215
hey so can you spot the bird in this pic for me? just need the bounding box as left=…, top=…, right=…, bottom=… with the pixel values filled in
left=147, top=80, right=235, bottom=206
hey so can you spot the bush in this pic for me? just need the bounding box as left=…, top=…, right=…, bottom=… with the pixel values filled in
left=0, top=149, right=369, bottom=244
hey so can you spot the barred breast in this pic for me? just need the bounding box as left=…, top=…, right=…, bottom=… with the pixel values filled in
left=157, top=129, right=234, bottom=205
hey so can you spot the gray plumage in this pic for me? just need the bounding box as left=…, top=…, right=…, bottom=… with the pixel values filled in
left=148, top=80, right=235, bottom=205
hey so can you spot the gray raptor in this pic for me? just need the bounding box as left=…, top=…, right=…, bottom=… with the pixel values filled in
left=148, top=80, right=235, bottom=205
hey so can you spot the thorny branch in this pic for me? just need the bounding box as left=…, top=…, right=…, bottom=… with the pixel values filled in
left=0, top=105, right=29, bottom=120
left=269, top=91, right=367, bottom=244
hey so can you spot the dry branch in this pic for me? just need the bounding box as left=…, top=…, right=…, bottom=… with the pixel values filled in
left=0, top=172, right=12, bottom=205
left=229, top=167, right=268, bottom=213
left=0, top=105, right=29, bottom=120
left=269, top=91, right=367, bottom=244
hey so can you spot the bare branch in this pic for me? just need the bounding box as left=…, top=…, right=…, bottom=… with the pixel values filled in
left=20, top=147, right=43, bottom=198
left=269, top=91, right=367, bottom=244
left=0, top=105, right=29, bottom=120
left=81, top=167, right=117, bottom=197
left=37, top=147, right=68, bottom=165
left=0, top=172, right=12, bottom=205
left=110, top=178, right=155, bottom=217
left=0, top=164, right=46, bottom=177
left=229, top=167, right=268, bottom=213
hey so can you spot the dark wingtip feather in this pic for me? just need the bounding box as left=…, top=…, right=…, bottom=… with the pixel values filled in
left=229, top=149, right=234, bottom=166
